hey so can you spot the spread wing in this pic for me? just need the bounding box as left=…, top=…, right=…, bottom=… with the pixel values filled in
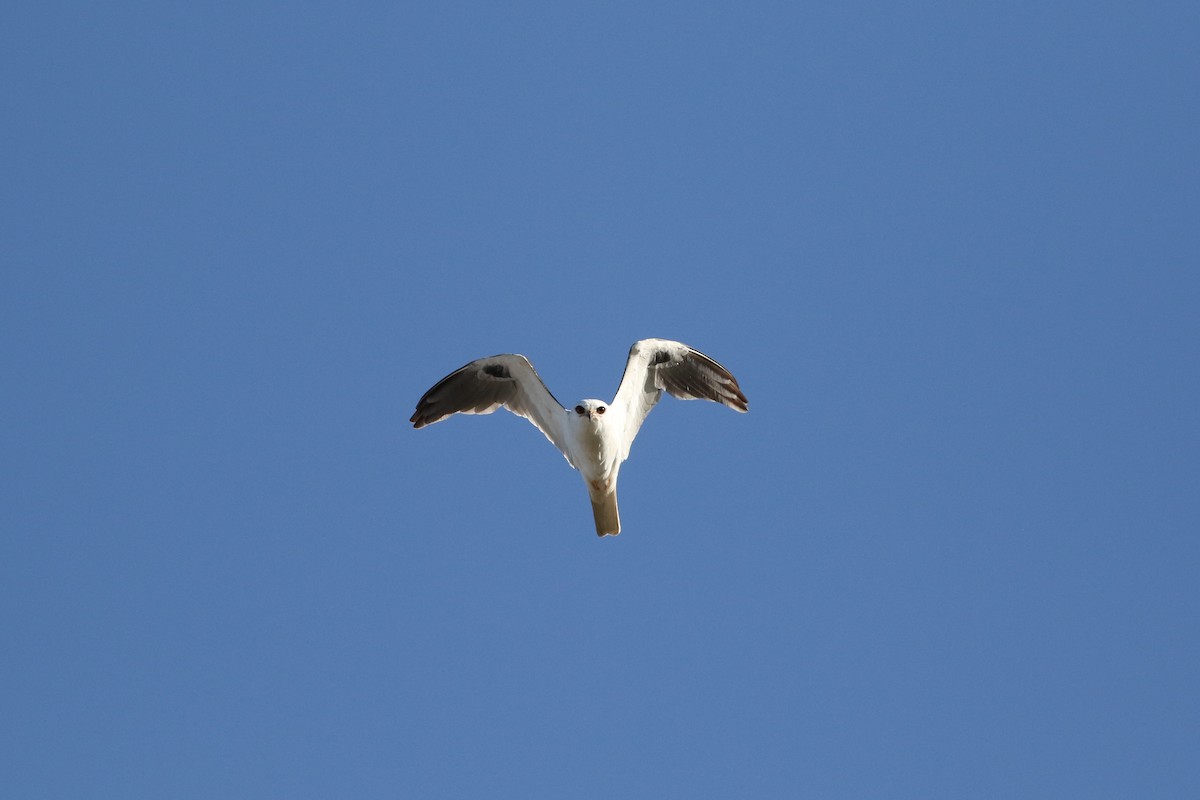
left=410, top=354, right=573, bottom=464
left=611, top=338, right=748, bottom=461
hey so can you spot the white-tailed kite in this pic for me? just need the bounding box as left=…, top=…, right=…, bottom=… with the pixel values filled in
left=410, top=338, right=748, bottom=537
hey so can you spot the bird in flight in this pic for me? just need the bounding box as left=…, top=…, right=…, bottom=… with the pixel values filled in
left=410, top=338, right=748, bottom=537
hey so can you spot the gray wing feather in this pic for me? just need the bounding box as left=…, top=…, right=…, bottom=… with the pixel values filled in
left=611, top=338, right=748, bottom=461
left=410, top=354, right=573, bottom=463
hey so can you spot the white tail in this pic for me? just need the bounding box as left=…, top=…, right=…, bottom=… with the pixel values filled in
left=590, top=491, right=621, bottom=537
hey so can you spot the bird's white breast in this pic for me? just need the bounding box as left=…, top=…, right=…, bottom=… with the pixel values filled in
left=569, top=417, right=620, bottom=481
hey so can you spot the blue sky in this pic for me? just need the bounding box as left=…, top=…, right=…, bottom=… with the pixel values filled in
left=2, top=2, right=1197, bottom=797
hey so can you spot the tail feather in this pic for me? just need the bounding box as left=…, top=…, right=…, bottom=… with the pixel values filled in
left=590, top=491, right=621, bottom=537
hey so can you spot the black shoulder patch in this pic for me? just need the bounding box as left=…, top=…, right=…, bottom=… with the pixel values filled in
left=482, top=363, right=511, bottom=379
left=652, top=350, right=671, bottom=365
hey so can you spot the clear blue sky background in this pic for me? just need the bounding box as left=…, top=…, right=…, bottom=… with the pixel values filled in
left=3, top=2, right=1197, bottom=797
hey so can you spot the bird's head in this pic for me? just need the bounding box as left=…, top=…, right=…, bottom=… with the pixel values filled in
left=571, top=399, right=609, bottom=423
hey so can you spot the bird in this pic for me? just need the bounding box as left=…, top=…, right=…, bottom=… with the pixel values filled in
left=410, top=338, right=748, bottom=537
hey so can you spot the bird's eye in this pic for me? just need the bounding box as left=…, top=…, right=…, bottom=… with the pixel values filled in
left=596, top=406, right=606, bottom=414
left=575, top=405, right=585, bottom=414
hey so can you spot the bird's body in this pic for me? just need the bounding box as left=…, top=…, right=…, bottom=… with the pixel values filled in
left=568, top=398, right=624, bottom=534
left=410, top=339, right=747, bottom=536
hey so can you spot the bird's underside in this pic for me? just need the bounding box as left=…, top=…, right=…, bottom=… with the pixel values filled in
left=410, top=338, right=748, bottom=537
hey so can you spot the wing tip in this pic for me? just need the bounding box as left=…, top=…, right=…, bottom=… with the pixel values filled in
left=729, top=384, right=749, bottom=413
left=410, top=406, right=446, bottom=429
